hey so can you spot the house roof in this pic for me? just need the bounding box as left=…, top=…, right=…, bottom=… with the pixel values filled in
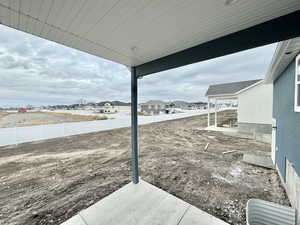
left=205, top=79, right=262, bottom=97
left=0, top=1, right=299, bottom=76
left=265, top=37, right=300, bottom=83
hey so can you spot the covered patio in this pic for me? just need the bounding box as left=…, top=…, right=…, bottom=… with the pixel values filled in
left=207, top=95, right=238, bottom=128
left=205, top=79, right=262, bottom=129
left=1, top=1, right=300, bottom=224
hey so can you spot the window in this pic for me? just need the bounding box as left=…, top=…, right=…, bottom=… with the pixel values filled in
left=295, top=54, right=300, bottom=112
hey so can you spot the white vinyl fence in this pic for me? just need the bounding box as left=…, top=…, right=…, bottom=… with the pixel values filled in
left=0, top=119, right=130, bottom=147
left=0, top=109, right=216, bottom=147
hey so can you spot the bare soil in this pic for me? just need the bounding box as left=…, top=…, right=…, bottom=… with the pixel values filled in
left=0, top=112, right=107, bottom=128
left=0, top=111, right=288, bottom=225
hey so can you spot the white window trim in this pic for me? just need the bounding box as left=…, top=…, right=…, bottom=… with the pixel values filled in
left=295, top=54, right=300, bottom=112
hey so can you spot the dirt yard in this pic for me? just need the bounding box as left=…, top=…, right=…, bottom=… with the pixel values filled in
left=0, top=111, right=288, bottom=225
left=0, top=111, right=9, bottom=119
left=0, top=111, right=107, bottom=128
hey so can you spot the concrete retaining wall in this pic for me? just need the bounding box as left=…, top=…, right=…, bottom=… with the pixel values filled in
left=238, top=122, right=272, bottom=143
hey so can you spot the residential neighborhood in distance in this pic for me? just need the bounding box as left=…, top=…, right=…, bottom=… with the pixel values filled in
left=0, top=100, right=210, bottom=113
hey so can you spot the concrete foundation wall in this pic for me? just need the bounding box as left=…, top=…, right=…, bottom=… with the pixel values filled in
left=238, top=122, right=272, bottom=143
left=277, top=160, right=300, bottom=225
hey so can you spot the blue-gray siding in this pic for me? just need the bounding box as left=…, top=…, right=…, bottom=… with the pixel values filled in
left=273, top=60, right=300, bottom=179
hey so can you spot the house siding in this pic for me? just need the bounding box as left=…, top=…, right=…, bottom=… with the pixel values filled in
left=238, top=83, right=273, bottom=125
left=273, top=60, right=300, bottom=179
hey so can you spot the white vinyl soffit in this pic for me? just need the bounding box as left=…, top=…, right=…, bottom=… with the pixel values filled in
left=265, top=37, right=300, bottom=83
left=0, top=0, right=300, bottom=67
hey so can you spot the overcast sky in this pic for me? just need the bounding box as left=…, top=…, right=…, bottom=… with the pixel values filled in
left=0, top=25, right=276, bottom=107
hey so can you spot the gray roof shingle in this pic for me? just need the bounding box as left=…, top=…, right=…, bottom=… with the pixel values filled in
left=205, top=79, right=262, bottom=96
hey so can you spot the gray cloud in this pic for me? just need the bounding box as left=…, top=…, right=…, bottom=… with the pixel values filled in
left=139, top=43, right=276, bottom=102
left=0, top=25, right=276, bottom=107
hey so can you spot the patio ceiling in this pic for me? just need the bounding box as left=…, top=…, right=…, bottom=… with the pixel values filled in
left=0, top=1, right=300, bottom=76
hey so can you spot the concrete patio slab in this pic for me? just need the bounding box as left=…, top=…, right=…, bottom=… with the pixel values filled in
left=61, top=180, right=229, bottom=225
left=61, top=215, right=87, bottom=225
left=205, top=126, right=238, bottom=133
left=243, top=154, right=275, bottom=169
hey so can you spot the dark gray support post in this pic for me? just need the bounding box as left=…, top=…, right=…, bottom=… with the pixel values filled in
left=131, top=67, right=139, bottom=184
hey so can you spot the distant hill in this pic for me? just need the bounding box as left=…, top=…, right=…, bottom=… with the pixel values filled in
left=33, top=101, right=131, bottom=110
left=140, top=100, right=207, bottom=105
left=191, top=101, right=207, bottom=105
left=3, top=100, right=205, bottom=110
left=172, top=100, right=189, bottom=105
left=141, top=100, right=166, bottom=105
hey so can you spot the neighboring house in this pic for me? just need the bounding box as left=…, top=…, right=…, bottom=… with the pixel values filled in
left=205, top=79, right=273, bottom=142
left=95, top=102, right=118, bottom=114
left=96, top=101, right=131, bottom=112
left=192, top=102, right=208, bottom=110
left=102, top=102, right=117, bottom=114
left=172, top=101, right=190, bottom=110
left=265, top=37, right=300, bottom=209
left=140, top=100, right=166, bottom=115
left=140, top=100, right=206, bottom=114
left=174, top=101, right=209, bottom=110
left=238, top=81, right=273, bottom=143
